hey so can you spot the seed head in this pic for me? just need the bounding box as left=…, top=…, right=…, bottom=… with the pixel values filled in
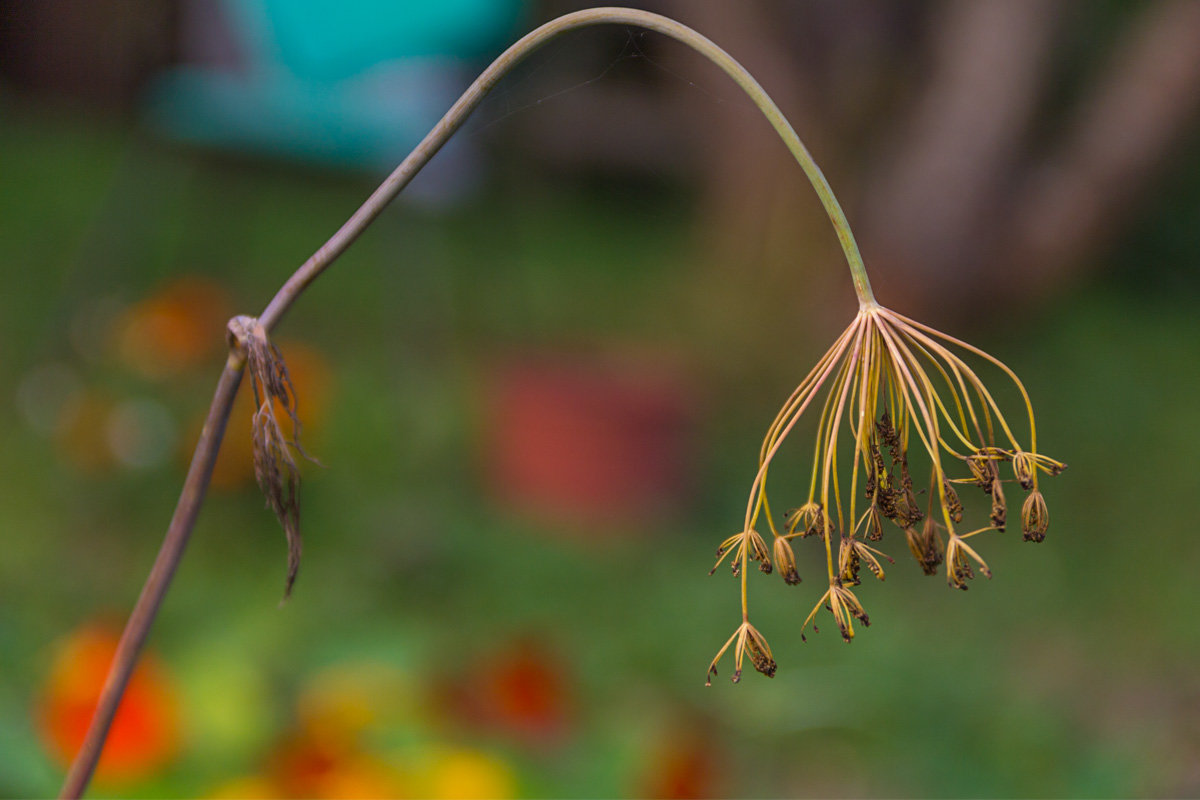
left=829, top=581, right=870, bottom=642
left=747, top=529, right=771, bottom=573
left=945, top=532, right=994, bottom=590
left=784, top=502, right=824, bottom=538
left=1021, top=490, right=1049, bottom=542
left=1013, top=451, right=1036, bottom=490
left=709, top=529, right=770, bottom=577
left=943, top=481, right=964, bottom=524
left=708, top=301, right=1065, bottom=683
left=905, top=518, right=944, bottom=576
left=772, top=535, right=801, bottom=585
left=863, top=502, right=884, bottom=542
left=966, top=450, right=1000, bottom=493
left=989, top=475, right=1007, bottom=531
left=839, top=535, right=892, bottom=586
left=706, top=621, right=775, bottom=686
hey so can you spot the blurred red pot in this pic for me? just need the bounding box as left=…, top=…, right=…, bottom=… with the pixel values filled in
left=482, top=351, right=696, bottom=532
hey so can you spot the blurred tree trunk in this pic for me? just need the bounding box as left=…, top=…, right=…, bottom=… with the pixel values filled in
left=1005, top=0, right=1200, bottom=299
left=857, top=0, right=1061, bottom=316
left=665, top=0, right=1200, bottom=326
left=527, top=0, right=1200, bottom=346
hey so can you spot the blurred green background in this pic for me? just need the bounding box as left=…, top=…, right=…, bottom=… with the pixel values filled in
left=2, top=1, right=1200, bottom=797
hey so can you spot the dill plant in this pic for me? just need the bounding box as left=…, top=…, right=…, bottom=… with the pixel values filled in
left=60, top=7, right=1065, bottom=796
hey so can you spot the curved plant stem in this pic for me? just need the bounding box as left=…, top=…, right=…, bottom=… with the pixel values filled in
left=258, top=5, right=875, bottom=329
left=60, top=7, right=875, bottom=797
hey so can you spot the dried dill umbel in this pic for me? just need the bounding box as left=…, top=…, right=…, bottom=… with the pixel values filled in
left=705, top=155, right=1065, bottom=686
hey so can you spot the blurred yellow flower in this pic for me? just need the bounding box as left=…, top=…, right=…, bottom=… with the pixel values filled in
left=421, top=747, right=517, bottom=800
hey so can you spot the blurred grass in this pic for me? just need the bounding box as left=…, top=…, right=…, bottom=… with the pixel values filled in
left=2, top=98, right=1199, bottom=798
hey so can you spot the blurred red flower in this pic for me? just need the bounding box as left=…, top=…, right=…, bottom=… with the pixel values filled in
left=638, top=725, right=719, bottom=799
left=36, top=624, right=181, bottom=785
left=437, top=637, right=572, bottom=747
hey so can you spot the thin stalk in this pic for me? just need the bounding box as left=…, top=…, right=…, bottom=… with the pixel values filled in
left=60, top=8, right=875, bottom=796
left=258, top=6, right=875, bottom=331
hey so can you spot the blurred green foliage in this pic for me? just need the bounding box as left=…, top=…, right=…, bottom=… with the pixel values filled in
left=1, top=97, right=1199, bottom=799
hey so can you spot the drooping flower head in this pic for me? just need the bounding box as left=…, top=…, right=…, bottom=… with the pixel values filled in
left=707, top=297, right=1065, bottom=681
left=703, top=89, right=1065, bottom=682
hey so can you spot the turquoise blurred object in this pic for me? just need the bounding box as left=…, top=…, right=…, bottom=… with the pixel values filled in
left=232, top=0, right=524, bottom=80
left=145, top=0, right=524, bottom=186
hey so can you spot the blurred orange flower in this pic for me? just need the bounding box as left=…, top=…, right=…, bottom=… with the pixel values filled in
left=114, top=277, right=233, bottom=379
left=36, top=624, right=181, bottom=786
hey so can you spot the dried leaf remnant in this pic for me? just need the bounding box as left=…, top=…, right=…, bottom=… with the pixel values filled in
left=227, top=315, right=315, bottom=598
